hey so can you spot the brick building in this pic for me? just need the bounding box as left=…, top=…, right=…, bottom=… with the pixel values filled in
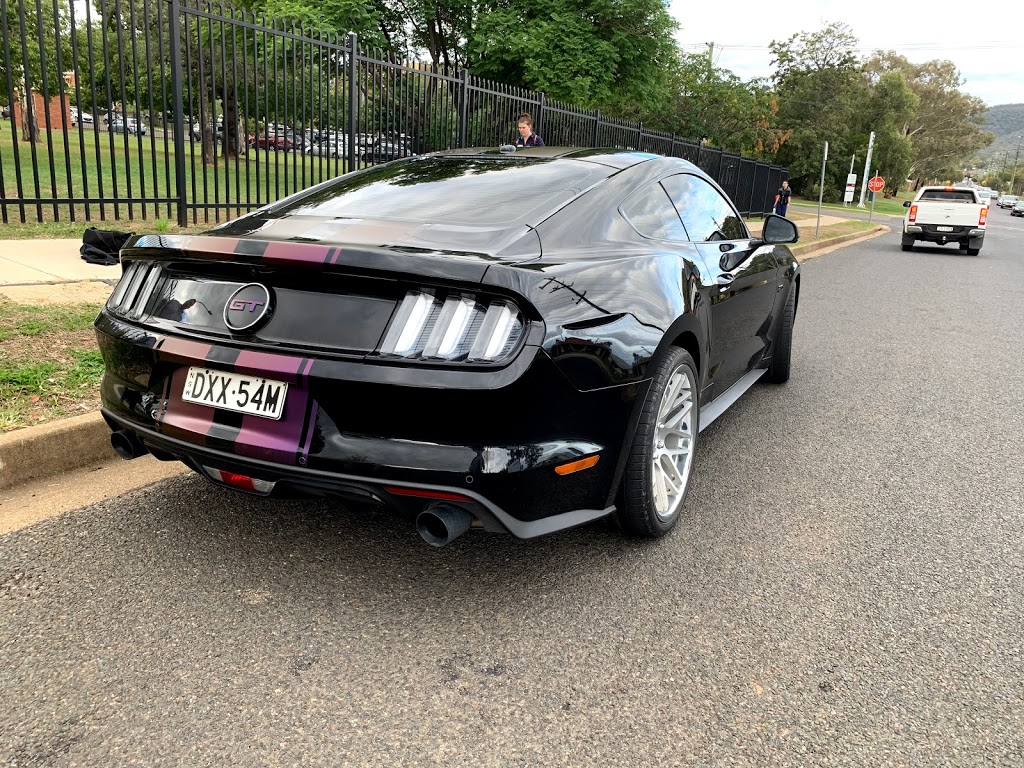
left=11, top=90, right=71, bottom=131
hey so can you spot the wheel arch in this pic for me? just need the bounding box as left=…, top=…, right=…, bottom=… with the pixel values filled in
left=605, top=312, right=706, bottom=510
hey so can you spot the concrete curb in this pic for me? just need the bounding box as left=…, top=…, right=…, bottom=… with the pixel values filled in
left=0, top=411, right=115, bottom=492
left=0, top=224, right=891, bottom=496
left=792, top=224, right=889, bottom=259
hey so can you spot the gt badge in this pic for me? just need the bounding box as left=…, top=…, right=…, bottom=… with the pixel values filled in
left=224, top=283, right=273, bottom=332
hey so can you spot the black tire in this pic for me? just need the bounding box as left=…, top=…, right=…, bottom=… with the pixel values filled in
left=966, top=247, right=980, bottom=256
left=766, top=286, right=796, bottom=384
left=617, top=346, right=699, bottom=538
left=901, top=234, right=914, bottom=252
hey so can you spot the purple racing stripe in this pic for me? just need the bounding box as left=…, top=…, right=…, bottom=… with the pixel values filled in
left=231, top=355, right=313, bottom=465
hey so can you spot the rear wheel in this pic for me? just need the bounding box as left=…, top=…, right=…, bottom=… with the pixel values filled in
left=618, top=347, right=699, bottom=537
left=901, top=234, right=914, bottom=252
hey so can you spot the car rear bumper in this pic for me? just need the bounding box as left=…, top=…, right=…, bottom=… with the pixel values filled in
left=97, top=320, right=646, bottom=537
left=904, top=225, right=984, bottom=243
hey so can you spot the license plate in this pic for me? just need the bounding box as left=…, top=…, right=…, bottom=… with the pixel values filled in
left=936, top=226, right=954, bottom=232
left=182, top=366, right=288, bottom=420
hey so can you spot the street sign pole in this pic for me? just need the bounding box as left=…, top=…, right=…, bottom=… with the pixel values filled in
left=869, top=169, right=877, bottom=224
left=816, top=141, right=828, bottom=238
left=858, top=131, right=875, bottom=208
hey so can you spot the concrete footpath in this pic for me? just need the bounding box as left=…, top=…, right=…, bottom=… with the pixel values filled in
left=0, top=214, right=888, bottom=522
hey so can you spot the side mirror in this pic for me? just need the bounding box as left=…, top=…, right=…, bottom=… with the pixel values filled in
left=903, top=200, right=912, bottom=208
left=761, top=214, right=799, bottom=244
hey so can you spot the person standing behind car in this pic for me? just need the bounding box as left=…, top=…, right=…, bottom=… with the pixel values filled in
left=773, top=180, right=792, bottom=217
left=514, top=113, right=544, bottom=147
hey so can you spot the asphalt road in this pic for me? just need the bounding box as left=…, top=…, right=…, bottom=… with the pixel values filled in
left=3, top=212, right=1024, bottom=766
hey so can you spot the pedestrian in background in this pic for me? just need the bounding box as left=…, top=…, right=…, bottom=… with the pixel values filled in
left=514, top=113, right=544, bottom=148
left=774, top=180, right=792, bottom=217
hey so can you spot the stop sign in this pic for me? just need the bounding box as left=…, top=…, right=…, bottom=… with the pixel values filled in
left=868, top=176, right=885, bottom=193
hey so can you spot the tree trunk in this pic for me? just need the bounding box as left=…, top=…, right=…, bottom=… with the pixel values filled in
left=223, top=87, right=242, bottom=158
left=20, top=91, right=39, bottom=143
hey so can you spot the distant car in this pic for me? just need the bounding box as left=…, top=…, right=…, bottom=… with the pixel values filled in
left=193, top=121, right=224, bottom=142
left=253, top=130, right=295, bottom=151
left=108, top=116, right=147, bottom=135
left=998, top=195, right=1018, bottom=209
left=96, top=148, right=802, bottom=546
left=70, top=107, right=94, bottom=126
left=306, top=139, right=345, bottom=158
left=1012, top=200, right=1024, bottom=217
left=362, top=138, right=414, bottom=163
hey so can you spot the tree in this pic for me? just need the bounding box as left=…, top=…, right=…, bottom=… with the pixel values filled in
left=768, top=22, right=869, bottom=199
left=863, top=52, right=993, bottom=185
left=862, top=71, right=918, bottom=195
left=1, top=0, right=73, bottom=142
left=466, top=0, right=679, bottom=119
left=662, top=54, right=783, bottom=157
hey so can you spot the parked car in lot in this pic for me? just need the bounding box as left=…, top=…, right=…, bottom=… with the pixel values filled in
left=70, top=107, right=94, bottom=126
left=362, top=137, right=414, bottom=163
left=1012, top=199, right=1024, bottom=217
left=107, top=116, right=147, bottom=135
left=998, top=194, right=1019, bottom=209
left=96, top=147, right=801, bottom=546
left=252, top=130, right=296, bottom=151
left=306, top=138, right=346, bottom=157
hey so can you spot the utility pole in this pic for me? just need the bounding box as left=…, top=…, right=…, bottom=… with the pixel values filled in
left=707, top=42, right=714, bottom=75
left=816, top=141, right=828, bottom=238
left=858, top=131, right=875, bottom=207
left=1010, top=136, right=1023, bottom=193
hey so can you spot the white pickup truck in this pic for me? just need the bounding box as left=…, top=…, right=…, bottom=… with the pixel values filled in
left=902, top=186, right=987, bottom=255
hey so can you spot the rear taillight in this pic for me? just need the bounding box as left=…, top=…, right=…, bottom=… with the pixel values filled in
left=908, top=205, right=918, bottom=224
left=378, top=290, right=525, bottom=364
left=106, top=261, right=162, bottom=319
left=979, top=207, right=987, bottom=225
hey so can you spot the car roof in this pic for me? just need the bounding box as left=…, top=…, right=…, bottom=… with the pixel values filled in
left=433, top=146, right=662, bottom=170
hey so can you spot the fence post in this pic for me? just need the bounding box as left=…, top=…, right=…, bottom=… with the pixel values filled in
left=536, top=91, right=545, bottom=138
left=167, top=0, right=188, bottom=226
left=591, top=109, right=600, bottom=148
left=347, top=32, right=358, bottom=171
left=457, top=69, right=469, bottom=148
left=636, top=122, right=643, bottom=150
left=669, top=133, right=676, bottom=158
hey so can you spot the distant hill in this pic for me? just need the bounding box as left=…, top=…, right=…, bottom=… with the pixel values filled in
left=978, top=104, right=1024, bottom=159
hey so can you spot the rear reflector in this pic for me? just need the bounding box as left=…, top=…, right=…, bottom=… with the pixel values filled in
left=555, top=455, right=600, bottom=475
left=202, top=465, right=276, bottom=495
left=384, top=486, right=473, bottom=502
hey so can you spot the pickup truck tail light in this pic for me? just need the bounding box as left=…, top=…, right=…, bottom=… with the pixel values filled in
left=979, top=207, right=987, bottom=225
left=908, top=205, right=918, bottom=224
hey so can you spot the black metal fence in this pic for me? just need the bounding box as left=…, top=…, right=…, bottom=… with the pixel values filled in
left=0, top=0, right=787, bottom=227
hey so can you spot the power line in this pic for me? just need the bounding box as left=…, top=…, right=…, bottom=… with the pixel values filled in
left=678, top=41, right=1020, bottom=53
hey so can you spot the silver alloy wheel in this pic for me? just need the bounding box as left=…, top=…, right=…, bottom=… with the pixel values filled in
left=651, top=364, right=696, bottom=521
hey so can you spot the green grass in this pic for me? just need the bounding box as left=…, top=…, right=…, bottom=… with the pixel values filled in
left=1, top=126, right=357, bottom=228
left=0, top=299, right=106, bottom=432
left=791, top=189, right=914, bottom=218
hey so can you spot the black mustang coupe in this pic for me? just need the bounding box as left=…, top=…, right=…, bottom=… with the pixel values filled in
left=97, top=147, right=800, bottom=545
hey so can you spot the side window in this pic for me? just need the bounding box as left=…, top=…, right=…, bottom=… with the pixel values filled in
left=661, top=174, right=748, bottom=242
left=620, top=183, right=688, bottom=241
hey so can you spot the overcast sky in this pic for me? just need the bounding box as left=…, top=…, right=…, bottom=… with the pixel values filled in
left=668, top=0, right=1024, bottom=108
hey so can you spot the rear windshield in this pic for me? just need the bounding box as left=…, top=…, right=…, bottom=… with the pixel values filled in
left=918, top=190, right=977, bottom=202
left=265, top=157, right=610, bottom=226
